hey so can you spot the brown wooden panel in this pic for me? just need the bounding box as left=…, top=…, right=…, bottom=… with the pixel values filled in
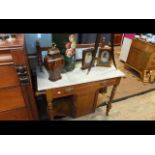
left=127, top=47, right=149, bottom=71
left=0, top=87, right=25, bottom=112
left=0, top=65, right=19, bottom=88
left=11, top=48, right=26, bottom=65
left=52, top=78, right=119, bottom=99
left=0, top=34, right=38, bottom=120
left=73, top=90, right=97, bottom=117
left=0, top=108, right=29, bottom=120
left=0, top=52, right=13, bottom=64
left=114, top=34, right=123, bottom=45
left=52, top=86, right=75, bottom=98
left=132, top=39, right=155, bottom=54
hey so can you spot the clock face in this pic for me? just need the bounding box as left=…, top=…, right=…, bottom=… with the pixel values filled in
left=85, top=52, right=93, bottom=64
left=101, top=51, right=110, bottom=63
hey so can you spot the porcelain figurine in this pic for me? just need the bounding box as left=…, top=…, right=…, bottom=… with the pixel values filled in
left=52, top=33, right=77, bottom=73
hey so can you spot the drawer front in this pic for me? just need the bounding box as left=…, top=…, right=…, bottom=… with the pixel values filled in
left=52, top=78, right=120, bottom=98
left=132, top=39, right=146, bottom=50
left=0, top=65, right=19, bottom=88
left=0, top=108, right=29, bottom=120
left=11, top=48, right=26, bottom=65
left=0, top=87, right=25, bottom=112
left=127, top=47, right=149, bottom=71
left=0, top=52, right=13, bottom=65
left=97, top=78, right=119, bottom=88
left=75, top=79, right=119, bottom=94
left=52, top=86, right=75, bottom=98
left=132, top=39, right=155, bottom=53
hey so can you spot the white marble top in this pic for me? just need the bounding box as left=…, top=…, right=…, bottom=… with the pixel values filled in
left=36, top=62, right=125, bottom=91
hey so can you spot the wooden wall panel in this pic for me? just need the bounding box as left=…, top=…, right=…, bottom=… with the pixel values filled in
left=0, top=87, right=25, bottom=112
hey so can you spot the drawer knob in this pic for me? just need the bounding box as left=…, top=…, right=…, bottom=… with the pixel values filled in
left=16, top=65, right=29, bottom=86
left=57, top=91, right=61, bottom=94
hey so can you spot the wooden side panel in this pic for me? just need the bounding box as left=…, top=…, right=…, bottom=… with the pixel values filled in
left=0, top=108, right=29, bottom=120
left=0, top=34, right=38, bottom=120
left=147, top=53, right=155, bottom=70
left=114, top=34, right=123, bottom=45
left=0, top=87, right=25, bottom=112
left=73, top=89, right=97, bottom=117
left=11, top=48, right=27, bottom=65
left=0, top=65, right=19, bottom=88
left=0, top=52, right=13, bottom=64
left=127, top=47, right=149, bottom=71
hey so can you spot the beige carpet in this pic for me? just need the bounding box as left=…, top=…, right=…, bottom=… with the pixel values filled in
left=62, top=91, right=155, bottom=120
left=114, top=46, right=155, bottom=100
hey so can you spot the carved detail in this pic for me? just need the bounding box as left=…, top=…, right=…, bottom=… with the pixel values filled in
left=16, top=65, right=29, bottom=86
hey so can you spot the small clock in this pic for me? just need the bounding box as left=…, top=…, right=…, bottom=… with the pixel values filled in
left=81, top=48, right=94, bottom=70
left=96, top=48, right=112, bottom=67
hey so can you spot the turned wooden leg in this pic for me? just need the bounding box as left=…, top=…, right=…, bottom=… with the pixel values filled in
left=106, top=85, right=118, bottom=116
left=46, top=90, right=54, bottom=120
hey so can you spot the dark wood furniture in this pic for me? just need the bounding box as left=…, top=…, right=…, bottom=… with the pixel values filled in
left=125, top=39, right=155, bottom=83
left=114, top=34, right=123, bottom=45
left=0, top=34, right=38, bottom=120
left=36, top=77, right=121, bottom=119
left=49, top=78, right=121, bottom=119
left=36, top=64, right=124, bottom=120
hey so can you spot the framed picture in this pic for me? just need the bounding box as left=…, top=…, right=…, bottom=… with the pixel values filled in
left=96, top=48, right=112, bottom=67
left=76, top=43, right=104, bottom=60
left=81, top=48, right=94, bottom=70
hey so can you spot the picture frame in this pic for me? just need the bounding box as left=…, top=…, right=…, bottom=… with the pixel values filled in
left=96, top=47, right=112, bottom=67
left=81, top=48, right=94, bottom=70
left=76, top=43, right=104, bottom=61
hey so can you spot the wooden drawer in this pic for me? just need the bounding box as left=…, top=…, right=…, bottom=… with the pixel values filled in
left=52, top=78, right=120, bottom=98
left=11, top=48, right=27, bottom=65
left=0, top=52, right=13, bottom=65
left=0, top=87, right=25, bottom=112
left=0, top=65, right=19, bottom=88
left=52, top=86, right=75, bottom=98
left=132, top=39, right=155, bottom=54
left=132, top=39, right=146, bottom=50
left=75, top=78, right=119, bottom=93
left=0, top=108, right=29, bottom=120
left=97, top=78, right=119, bottom=88
left=127, top=47, right=149, bottom=71
left=52, top=82, right=99, bottom=98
